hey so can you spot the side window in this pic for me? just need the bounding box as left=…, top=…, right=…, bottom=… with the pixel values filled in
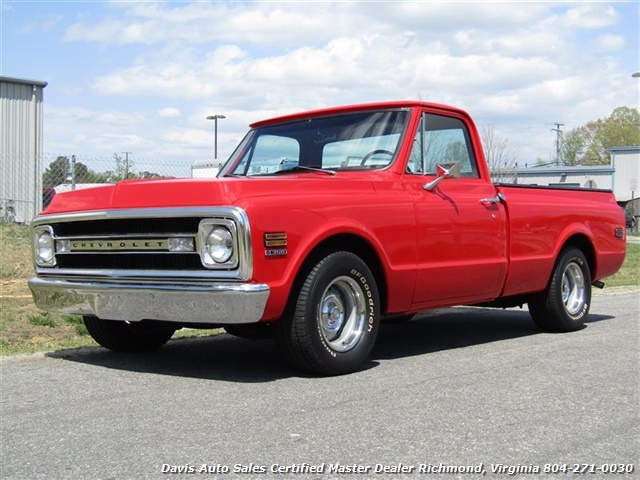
left=407, top=113, right=479, bottom=178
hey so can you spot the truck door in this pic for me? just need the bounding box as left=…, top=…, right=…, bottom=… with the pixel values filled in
left=404, top=112, right=508, bottom=309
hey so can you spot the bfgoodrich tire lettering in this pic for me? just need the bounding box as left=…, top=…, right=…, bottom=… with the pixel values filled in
left=528, top=247, right=591, bottom=332
left=83, top=316, right=176, bottom=352
left=274, top=251, right=380, bottom=376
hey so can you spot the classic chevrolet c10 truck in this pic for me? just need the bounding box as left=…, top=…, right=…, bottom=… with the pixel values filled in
left=29, top=101, right=627, bottom=375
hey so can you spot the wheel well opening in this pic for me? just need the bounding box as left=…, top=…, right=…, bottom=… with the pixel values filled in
left=293, top=234, right=388, bottom=314
left=563, top=234, right=595, bottom=279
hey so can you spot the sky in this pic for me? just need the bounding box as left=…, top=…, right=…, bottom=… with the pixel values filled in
left=1, top=0, right=639, bottom=174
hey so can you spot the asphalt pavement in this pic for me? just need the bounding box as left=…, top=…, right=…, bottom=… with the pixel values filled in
left=1, top=288, right=638, bottom=480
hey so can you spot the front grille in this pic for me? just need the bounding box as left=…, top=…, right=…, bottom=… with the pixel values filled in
left=55, top=253, right=205, bottom=271
left=54, top=217, right=201, bottom=236
left=33, top=207, right=252, bottom=280
left=49, top=217, right=203, bottom=271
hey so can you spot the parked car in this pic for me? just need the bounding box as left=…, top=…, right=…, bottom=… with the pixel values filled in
left=42, top=187, right=56, bottom=209
left=29, top=100, right=627, bottom=375
left=622, top=207, right=636, bottom=228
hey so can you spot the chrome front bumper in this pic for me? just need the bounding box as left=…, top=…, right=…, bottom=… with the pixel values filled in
left=28, top=276, right=270, bottom=324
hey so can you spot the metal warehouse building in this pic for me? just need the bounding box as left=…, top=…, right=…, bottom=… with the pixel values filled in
left=1, top=75, right=48, bottom=223
left=498, top=146, right=639, bottom=204
left=504, top=165, right=615, bottom=190
left=611, top=146, right=640, bottom=202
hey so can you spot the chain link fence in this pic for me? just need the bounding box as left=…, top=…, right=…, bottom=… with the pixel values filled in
left=0, top=151, right=519, bottom=225
left=1, top=153, right=197, bottom=224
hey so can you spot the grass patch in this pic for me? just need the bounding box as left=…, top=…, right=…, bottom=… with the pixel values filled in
left=1, top=223, right=637, bottom=356
left=27, top=312, right=60, bottom=328
left=603, top=243, right=640, bottom=287
left=1, top=222, right=220, bottom=356
left=0, top=222, right=32, bottom=279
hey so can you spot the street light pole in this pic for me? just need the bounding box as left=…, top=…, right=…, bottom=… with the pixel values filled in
left=206, top=114, right=226, bottom=160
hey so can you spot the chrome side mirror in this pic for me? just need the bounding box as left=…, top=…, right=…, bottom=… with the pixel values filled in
left=423, top=162, right=461, bottom=191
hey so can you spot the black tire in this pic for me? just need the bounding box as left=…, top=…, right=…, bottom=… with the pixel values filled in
left=528, top=247, right=591, bottom=332
left=223, top=323, right=272, bottom=340
left=274, top=251, right=380, bottom=376
left=383, top=313, right=415, bottom=324
left=83, top=316, right=176, bottom=352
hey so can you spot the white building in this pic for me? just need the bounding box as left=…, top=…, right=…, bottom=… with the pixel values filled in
left=611, top=146, right=640, bottom=202
left=191, top=161, right=221, bottom=178
left=1, top=76, right=47, bottom=223
left=495, top=146, right=639, bottom=205
left=499, top=165, right=615, bottom=190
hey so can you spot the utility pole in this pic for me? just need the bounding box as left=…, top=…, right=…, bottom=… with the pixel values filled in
left=122, top=151, right=132, bottom=179
left=71, top=155, right=76, bottom=190
left=551, top=123, right=564, bottom=165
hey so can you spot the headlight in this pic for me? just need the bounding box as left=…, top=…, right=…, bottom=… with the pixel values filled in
left=34, top=226, right=56, bottom=267
left=206, top=227, right=233, bottom=263
left=198, top=220, right=238, bottom=268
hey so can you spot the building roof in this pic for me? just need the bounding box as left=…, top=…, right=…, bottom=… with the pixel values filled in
left=513, top=165, right=615, bottom=175
left=0, top=75, right=48, bottom=88
left=611, top=146, right=640, bottom=153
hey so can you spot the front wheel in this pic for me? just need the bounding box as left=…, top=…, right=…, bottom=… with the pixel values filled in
left=83, top=316, right=176, bottom=352
left=274, top=252, right=380, bottom=376
left=528, top=247, right=591, bottom=332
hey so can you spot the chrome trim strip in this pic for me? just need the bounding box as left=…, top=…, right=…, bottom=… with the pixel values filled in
left=28, top=276, right=269, bottom=324
left=31, top=207, right=245, bottom=223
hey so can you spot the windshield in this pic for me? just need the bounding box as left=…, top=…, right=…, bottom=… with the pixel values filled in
left=221, top=109, right=409, bottom=176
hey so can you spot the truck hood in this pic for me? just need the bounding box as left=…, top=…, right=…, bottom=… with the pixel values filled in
left=41, top=175, right=382, bottom=215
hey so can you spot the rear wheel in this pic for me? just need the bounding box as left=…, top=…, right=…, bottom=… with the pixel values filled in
left=83, top=316, right=176, bottom=352
left=528, top=247, right=591, bottom=332
left=274, top=251, right=380, bottom=376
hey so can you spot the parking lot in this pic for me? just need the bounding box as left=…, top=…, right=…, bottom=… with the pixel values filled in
left=1, top=288, right=638, bottom=480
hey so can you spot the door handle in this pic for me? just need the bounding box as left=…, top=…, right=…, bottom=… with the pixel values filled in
left=479, top=192, right=506, bottom=206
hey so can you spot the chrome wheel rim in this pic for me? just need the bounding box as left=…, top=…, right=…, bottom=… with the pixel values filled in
left=562, top=262, right=586, bottom=316
left=319, top=276, right=367, bottom=353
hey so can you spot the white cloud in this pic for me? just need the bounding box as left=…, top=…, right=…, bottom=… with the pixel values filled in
left=562, top=4, right=618, bottom=29
left=158, top=107, right=181, bottom=118
left=13, top=1, right=633, bottom=166
left=596, top=34, right=626, bottom=51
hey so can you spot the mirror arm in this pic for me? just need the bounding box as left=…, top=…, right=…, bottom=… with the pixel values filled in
left=423, top=175, right=447, bottom=191
left=423, top=162, right=461, bottom=191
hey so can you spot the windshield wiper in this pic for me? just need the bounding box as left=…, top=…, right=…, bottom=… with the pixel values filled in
left=272, top=165, right=336, bottom=176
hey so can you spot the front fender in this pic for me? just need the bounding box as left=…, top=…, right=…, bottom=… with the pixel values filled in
left=245, top=199, right=418, bottom=320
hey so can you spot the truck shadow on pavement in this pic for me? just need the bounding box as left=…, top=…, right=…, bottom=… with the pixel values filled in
left=46, top=307, right=613, bottom=382
left=375, top=307, right=611, bottom=360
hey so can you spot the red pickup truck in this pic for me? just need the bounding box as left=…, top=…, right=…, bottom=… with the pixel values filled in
left=29, top=101, right=626, bottom=375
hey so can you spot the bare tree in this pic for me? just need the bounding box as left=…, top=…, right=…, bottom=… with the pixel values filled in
left=479, top=124, right=519, bottom=183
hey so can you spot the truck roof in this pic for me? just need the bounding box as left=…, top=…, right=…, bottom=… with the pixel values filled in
left=250, top=100, right=472, bottom=128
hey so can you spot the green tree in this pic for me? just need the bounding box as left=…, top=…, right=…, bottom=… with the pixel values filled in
left=43, top=156, right=113, bottom=186
left=579, top=107, right=640, bottom=165
left=560, top=129, right=585, bottom=166
left=42, top=156, right=71, bottom=186
left=138, top=171, right=167, bottom=179
left=112, top=153, right=138, bottom=181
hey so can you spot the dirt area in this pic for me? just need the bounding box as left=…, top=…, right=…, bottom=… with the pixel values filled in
left=1, top=278, right=32, bottom=298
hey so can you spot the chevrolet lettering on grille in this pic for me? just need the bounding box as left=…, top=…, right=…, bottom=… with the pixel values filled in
left=69, top=239, right=170, bottom=251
